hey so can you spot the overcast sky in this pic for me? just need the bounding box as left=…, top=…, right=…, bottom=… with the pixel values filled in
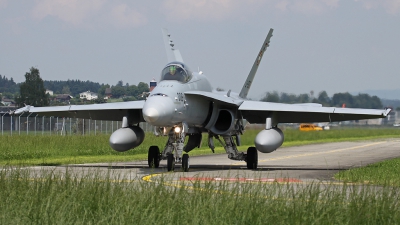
left=1, top=0, right=399, bottom=99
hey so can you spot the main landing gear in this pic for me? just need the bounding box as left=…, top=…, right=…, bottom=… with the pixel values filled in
left=245, top=147, right=258, bottom=170
left=147, top=125, right=258, bottom=171
left=148, top=144, right=256, bottom=171
left=209, top=134, right=259, bottom=170
left=148, top=146, right=160, bottom=168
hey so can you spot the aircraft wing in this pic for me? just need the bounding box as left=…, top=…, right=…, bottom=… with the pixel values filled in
left=183, top=92, right=390, bottom=123
left=13, top=101, right=145, bottom=122
left=239, top=100, right=391, bottom=124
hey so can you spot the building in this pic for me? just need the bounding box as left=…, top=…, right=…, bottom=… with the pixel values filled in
left=104, top=88, right=112, bottom=99
left=79, top=91, right=98, bottom=100
left=45, top=90, right=54, bottom=96
left=55, top=94, right=73, bottom=103
left=1, top=98, right=15, bottom=106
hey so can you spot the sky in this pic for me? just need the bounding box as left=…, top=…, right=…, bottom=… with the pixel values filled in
left=1, top=0, right=399, bottom=100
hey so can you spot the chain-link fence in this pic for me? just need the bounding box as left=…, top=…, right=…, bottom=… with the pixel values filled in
left=1, top=110, right=399, bottom=135
left=1, top=113, right=155, bottom=135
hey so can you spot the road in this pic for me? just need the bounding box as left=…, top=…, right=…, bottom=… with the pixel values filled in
left=22, top=138, right=400, bottom=185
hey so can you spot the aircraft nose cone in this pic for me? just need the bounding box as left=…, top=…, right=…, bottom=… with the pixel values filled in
left=143, top=107, right=159, bottom=123
left=142, top=96, right=175, bottom=126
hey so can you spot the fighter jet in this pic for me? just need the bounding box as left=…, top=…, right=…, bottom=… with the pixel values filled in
left=15, top=28, right=391, bottom=171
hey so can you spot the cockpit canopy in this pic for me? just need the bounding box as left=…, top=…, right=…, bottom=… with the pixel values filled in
left=160, top=62, right=192, bottom=83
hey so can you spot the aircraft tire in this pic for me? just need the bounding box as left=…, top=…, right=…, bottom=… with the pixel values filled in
left=167, top=153, right=175, bottom=171
left=148, top=146, right=160, bottom=168
left=182, top=154, right=190, bottom=172
left=246, top=147, right=258, bottom=170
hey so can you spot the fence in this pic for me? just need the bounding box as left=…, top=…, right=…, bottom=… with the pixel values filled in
left=0, top=113, right=155, bottom=136
left=1, top=110, right=399, bottom=136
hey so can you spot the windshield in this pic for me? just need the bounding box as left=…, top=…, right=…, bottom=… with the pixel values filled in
left=160, top=63, right=192, bottom=83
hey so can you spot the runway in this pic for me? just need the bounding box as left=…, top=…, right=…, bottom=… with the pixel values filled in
left=22, top=138, right=400, bottom=186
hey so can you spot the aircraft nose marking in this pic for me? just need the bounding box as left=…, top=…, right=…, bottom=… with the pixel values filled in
left=143, top=107, right=159, bottom=123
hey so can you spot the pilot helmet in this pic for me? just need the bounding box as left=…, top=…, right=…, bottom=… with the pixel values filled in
left=169, top=66, right=176, bottom=75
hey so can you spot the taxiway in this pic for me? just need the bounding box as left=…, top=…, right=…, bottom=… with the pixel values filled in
left=22, top=138, right=400, bottom=185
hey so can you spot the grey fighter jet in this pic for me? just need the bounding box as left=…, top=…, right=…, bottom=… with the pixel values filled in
left=14, top=28, right=391, bottom=171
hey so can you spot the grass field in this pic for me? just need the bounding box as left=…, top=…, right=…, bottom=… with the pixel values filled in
left=335, top=157, right=400, bottom=186
left=1, top=167, right=399, bottom=224
left=1, top=128, right=400, bottom=224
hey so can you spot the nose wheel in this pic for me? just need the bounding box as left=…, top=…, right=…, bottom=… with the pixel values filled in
left=182, top=154, right=190, bottom=172
left=166, top=153, right=190, bottom=172
left=167, top=153, right=175, bottom=171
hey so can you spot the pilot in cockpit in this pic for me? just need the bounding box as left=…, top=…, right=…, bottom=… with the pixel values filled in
left=164, top=65, right=183, bottom=81
left=169, top=66, right=177, bottom=76
left=161, top=64, right=191, bottom=82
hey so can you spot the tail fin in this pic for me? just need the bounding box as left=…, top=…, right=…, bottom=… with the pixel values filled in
left=239, top=28, right=274, bottom=99
left=162, top=28, right=184, bottom=63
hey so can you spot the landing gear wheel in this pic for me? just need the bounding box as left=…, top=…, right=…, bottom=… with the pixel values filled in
left=182, top=154, right=190, bottom=172
left=148, top=146, right=160, bottom=168
left=167, top=154, right=175, bottom=171
left=246, top=147, right=258, bottom=170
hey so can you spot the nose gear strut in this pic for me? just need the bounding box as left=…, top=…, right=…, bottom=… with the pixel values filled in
left=158, top=123, right=189, bottom=171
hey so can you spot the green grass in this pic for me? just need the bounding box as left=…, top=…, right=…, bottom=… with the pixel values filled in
left=335, top=157, right=400, bottom=186
left=1, top=128, right=400, bottom=165
left=1, top=167, right=399, bottom=224
left=2, top=128, right=400, bottom=224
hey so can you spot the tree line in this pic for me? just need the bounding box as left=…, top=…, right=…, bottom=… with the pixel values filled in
left=98, top=80, right=150, bottom=100
left=0, top=75, right=19, bottom=99
left=1, top=74, right=105, bottom=98
left=44, top=80, right=103, bottom=97
left=0, top=68, right=392, bottom=110
left=261, top=91, right=383, bottom=109
left=1, top=68, right=150, bottom=107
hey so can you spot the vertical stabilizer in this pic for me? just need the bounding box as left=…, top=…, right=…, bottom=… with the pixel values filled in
left=239, top=28, right=273, bottom=99
left=162, top=28, right=184, bottom=63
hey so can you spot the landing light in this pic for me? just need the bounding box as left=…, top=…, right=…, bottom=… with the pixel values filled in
left=174, top=127, right=181, bottom=133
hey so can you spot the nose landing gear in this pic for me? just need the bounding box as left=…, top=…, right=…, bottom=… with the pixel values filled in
left=182, top=154, right=190, bottom=172
left=165, top=153, right=190, bottom=172
left=167, top=153, right=175, bottom=171
left=147, top=124, right=191, bottom=172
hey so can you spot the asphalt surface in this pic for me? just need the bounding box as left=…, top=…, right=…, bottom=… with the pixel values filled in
left=22, top=138, right=400, bottom=186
